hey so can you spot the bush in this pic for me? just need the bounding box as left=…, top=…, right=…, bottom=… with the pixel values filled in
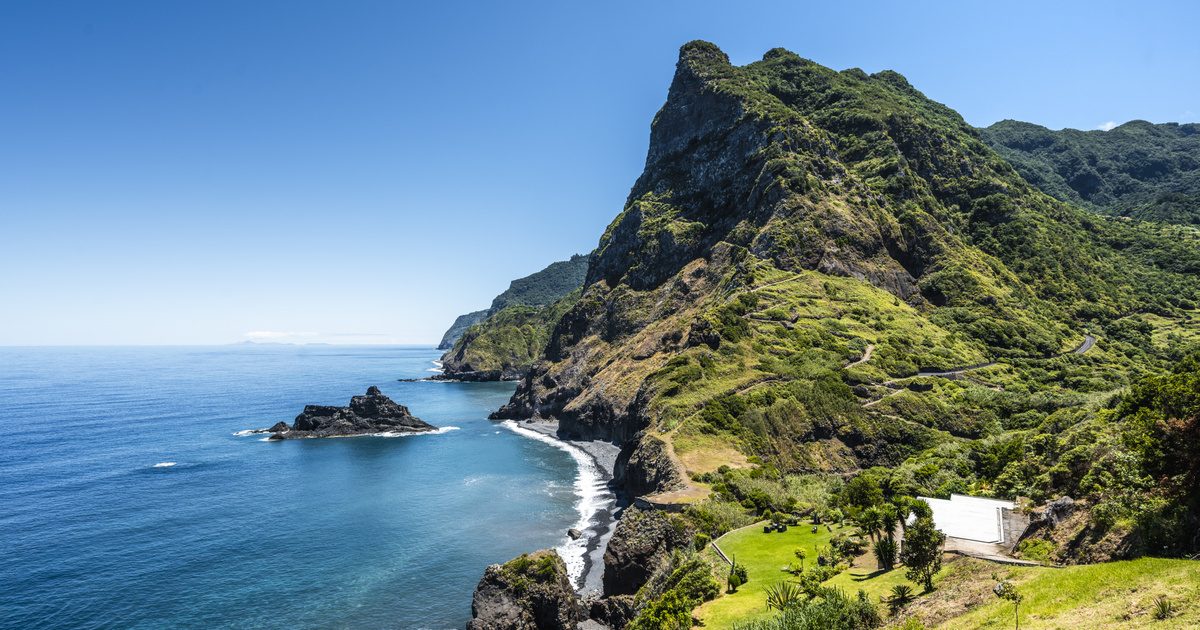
left=1015, top=538, right=1055, bottom=562
left=884, top=584, right=915, bottom=615
left=733, top=587, right=881, bottom=629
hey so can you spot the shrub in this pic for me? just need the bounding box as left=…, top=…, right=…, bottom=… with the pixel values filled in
left=1153, top=595, right=1174, bottom=620
left=1015, top=538, right=1055, bottom=562
left=732, top=587, right=881, bottom=629
left=765, top=580, right=803, bottom=610
left=884, top=584, right=915, bottom=615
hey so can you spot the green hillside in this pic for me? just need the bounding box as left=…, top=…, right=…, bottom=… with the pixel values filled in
left=981, top=119, right=1200, bottom=225
left=489, top=41, right=1200, bottom=628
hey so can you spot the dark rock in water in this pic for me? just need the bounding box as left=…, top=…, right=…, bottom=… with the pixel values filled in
left=567, top=528, right=582, bottom=540
left=468, top=550, right=584, bottom=630
left=269, top=386, right=436, bottom=439
left=602, top=506, right=693, bottom=596
left=268, top=421, right=290, bottom=432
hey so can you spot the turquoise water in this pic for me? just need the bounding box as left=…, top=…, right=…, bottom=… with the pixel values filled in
left=0, top=346, right=581, bottom=629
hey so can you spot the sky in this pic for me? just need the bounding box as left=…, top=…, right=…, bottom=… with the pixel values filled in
left=1, top=0, right=1196, bottom=345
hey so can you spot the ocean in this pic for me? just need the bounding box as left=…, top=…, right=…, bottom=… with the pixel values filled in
left=0, top=345, right=589, bottom=629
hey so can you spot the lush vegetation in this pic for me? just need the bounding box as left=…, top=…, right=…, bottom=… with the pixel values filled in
left=488, top=253, right=591, bottom=311
left=981, top=119, right=1200, bottom=225
left=441, top=291, right=580, bottom=378
left=437, top=254, right=590, bottom=375
left=489, top=41, right=1200, bottom=628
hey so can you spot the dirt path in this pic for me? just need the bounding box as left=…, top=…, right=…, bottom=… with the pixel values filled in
left=845, top=344, right=874, bottom=368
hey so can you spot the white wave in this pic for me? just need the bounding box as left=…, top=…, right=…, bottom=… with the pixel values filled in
left=500, top=421, right=607, bottom=586
left=374, top=426, right=459, bottom=438
left=258, top=437, right=273, bottom=442
left=233, top=429, right=267, bottom=436
left=152, top=462, right=177, bottom=468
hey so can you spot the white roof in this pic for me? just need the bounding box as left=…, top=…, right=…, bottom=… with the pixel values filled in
left=915, top=494, right=1014, bottom=543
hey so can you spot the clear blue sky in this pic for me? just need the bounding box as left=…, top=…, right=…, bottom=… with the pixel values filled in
left=1, top=0, right=1196, bottom=345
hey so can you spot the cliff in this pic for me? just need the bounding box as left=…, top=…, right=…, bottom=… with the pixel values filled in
left=492, top=41, right=1198, bottom=493
left=439, top=255, right=591, bottom=381
left=467, top=550, right=584, bottom=630
left=438, top=310, right=488, bottom=350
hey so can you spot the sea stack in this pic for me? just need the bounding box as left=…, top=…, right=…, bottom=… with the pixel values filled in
left=269, top=386, right=436, bottom=439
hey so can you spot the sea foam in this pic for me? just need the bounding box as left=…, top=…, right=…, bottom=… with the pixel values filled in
left=152, top=462, right=177, bottom=468
left=500, top=421, right=608, bottom=586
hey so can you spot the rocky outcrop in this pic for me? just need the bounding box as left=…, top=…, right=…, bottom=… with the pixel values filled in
left=468, top=550, right=584, bottom=630
left=615, top=433, right=685, bottom=497
left=268, top=386, right=435, bottom=439
left=587, top=595, right=636, bottom=629
left=602, top=507, right=693, bottom=596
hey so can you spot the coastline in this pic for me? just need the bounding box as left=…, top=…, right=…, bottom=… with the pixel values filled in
left=500, top=419, right=623, bottom=595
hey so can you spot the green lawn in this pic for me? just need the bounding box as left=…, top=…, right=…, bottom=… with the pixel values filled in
left=937, top=557, right=1200, bottom=629
left=695, top=521, right=847, bottom=628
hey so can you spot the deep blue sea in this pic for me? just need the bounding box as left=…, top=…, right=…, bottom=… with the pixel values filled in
left=0, top=346, right=583, bottom=629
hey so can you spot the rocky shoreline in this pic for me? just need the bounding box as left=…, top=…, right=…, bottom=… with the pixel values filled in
left=503, top=419, right=624, bottom=596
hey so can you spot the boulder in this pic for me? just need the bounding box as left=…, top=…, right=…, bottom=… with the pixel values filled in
left=567, top=528, right=582, bottom=540
left=468, top=550, right=584, bottom=630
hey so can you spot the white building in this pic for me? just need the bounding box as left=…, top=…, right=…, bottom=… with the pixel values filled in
left=915, top=494, right=1015, bottom=543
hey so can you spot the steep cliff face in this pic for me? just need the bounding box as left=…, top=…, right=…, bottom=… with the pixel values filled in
left=468, top=550, right=584, bottom=630
left=439, top=255, right=590, bottom=381
left=494, top=41, right=1198, bottom=493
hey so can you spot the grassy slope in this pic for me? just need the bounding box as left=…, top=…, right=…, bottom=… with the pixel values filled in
left=918, top=557, right=1200, bottom=629
left=697, top=520, right=1200, bottom=629
left=696, top=521, right=849, bottom=628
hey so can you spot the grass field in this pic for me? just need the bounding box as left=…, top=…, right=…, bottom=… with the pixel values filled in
left=695, top=521, right=848, bottom=628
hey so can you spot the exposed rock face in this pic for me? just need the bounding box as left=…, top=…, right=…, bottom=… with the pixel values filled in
left=587, top=595, right=636, bottom=629
left=615, top=433, right=685, bottom=496
left=468, top=550, right=584, bottom=630
left=268, top=386, right=435, bottom=439
left=602, top=507, right=693, bottom=596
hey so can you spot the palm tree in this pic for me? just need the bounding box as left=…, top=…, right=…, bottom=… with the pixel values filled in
left=793, top=548, right=806, bottom=571
left=860, top=506, right=884, bottom=543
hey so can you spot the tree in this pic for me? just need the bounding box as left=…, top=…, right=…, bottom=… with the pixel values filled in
left=873, top=538, right=897, bottom=571
left=793, top=548, right=807, bottom=571
left=993, top=579, right=1023, bottom=629
left=860, top=506, right=885, bottom=543
left=901, top=516, right=945, bottom=591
